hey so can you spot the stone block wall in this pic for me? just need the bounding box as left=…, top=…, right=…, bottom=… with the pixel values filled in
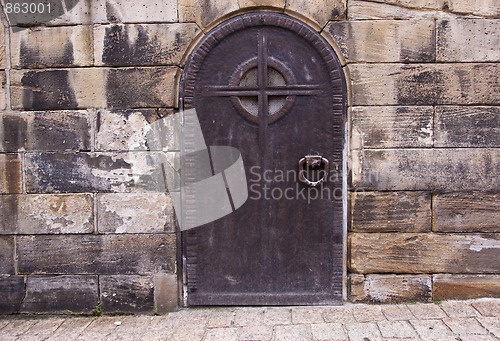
left=336, top=2, right=500, bottom=303
left=0, top=0, right=499, bottom=313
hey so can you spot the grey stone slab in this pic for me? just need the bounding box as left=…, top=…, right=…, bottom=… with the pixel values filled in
left=106, top=67, right=177, bottom=109
left=0, top=237, right=15, bottom=274
left=20, top=275, right=98, bottom=313
left=437, top=19, right=500, bottom=62
left=0, top=111, right=92, bottom=152
left=17, top=234, right=176, bottom=275
left=352, top=148, right=500, bottom=192
left=410, top=319, right=456, bottom=340
left=351, top=106, right=434, bottom=148
left=94, top=23, right=200, bottom=66
left=95, top=108, right=176, bottom=152
left=439, top=300, right=481, bottom=318
left=472, top=299, right=500, bottom=317
left=325, top=20, right=435, bottom=63
left=351, top=305, right=386, bottom=322
left=0, top=320, right=39, bottom=339
left=351, top=191, right=431, bottom=232
left=350, top=233, right=500, bottom=274
left=234, top=307, right=266, bottom=326
left=345, top=322, right=383, bottom=341
left=100, top=275, right=154, bottom=313
left=291, top=307, right=325, bottom=324
left=97, top=193, right=174, bottom=234
left=203, top=327, right=238, bottom=341
left=207, top=310, right=235, bottom=328
left=377, top=320, right=418, bottom=338
left=381, top=304, right=415, bottom=321
left=75, top=317, right=120, bottom=341
left=25, top=151, right=170, bottom=193
left=435, top=106, right=500, bottom=148
left=443, top=317, right=489, bottom=336
left=17, top=318, right=66, bottom=339
left=350, top=63, right=500, bottom=106
left=11, top=25, right=93, bottom=68
left=263, top=307, right=292, bottom=325
left=46, top=317, right=94, bottom=341
left=408, top=303, right=447, bottom=320
left=310, top=322, right=347, bottom=341
left=0, top=194, right=94, bottom=234
left=0, top=275, right=25, bottom=313
left=274, top=324, right=312, bottom=341
left=478, top=317, right=500, bottom=338
left=92, top=0, right=178, bottom=24
left=433, top=193, right=500, bottom=233
left=237, top=325, right=273, bottom=341
left=154, top=273, right=179, bottom=314
left=322, top=306, right=356, bottom=323
left=11, top=67, right=177, bottom=111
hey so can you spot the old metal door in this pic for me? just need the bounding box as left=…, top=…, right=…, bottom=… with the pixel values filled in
left=181, top=12, right=346, bottom=305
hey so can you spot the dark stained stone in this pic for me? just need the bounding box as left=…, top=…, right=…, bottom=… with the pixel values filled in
left=0, top=275, right=25, bottom=313
left=100, top=275, right=154, bottom=312
left=20, top=275, right=98, bottom=313
left=17, top=234, right=176, bottom=275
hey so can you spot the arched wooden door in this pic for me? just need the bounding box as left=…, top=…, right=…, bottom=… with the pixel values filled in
left=181, top=12, right=346, bottom=305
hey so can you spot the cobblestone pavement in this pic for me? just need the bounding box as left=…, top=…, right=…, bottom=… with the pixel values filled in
left=0, top=298, right=499, bottom=340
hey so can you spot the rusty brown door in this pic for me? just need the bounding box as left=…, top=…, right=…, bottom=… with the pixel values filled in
left=181, top=12, right=346, bottom=305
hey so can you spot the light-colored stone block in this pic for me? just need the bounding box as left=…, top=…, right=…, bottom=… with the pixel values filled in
left=285, top=0, right=346, bottom=28
left=325, top=20, right=435, bottom=63
left=97, top=193, right=174, bottom=233
left=25, top=151, right=172, bottom=193
left=433, top=274, right=500, bottom=300
left=349, top=274, right=432, bottom=303
left=435, top=106, right=500, bottom=148
left=0, top=154, right=22, bottom=194
left=11, top=67, right=178, bottom=110
left=154, top=273, right=178, bottom=313
left=238, top=0, right=286, bottom=8
left=352, top=148, right=500, bottom=191
left=95, top=109, right=177, bottom=152
left=448, top=0, right=500, bottom=18
left=93, top=0, right=178, bottom=24
left=11, top=26, right=93, bottom=68
left=179, top=0, right=239, bottom=29
left=0, top=194, right=94, bottom=234
left=351, top=191, right=431, bottom=232
left=349, top=233, right=500, bottom=274
left=434, top=193, right=500, bottom=233
left=437, top=19, right=500, bottom=62
left=0, top=23, right=5, bottom=70
left=46, top=0, right=93, bottom=26
left=348, top=0, right=446, bottom=20
left=350, top=63, right=500, bottom=106
left=94, top=23, right=201, bottom=66
left=351, top=106, right=433, bottom=148
left=377, top=320, right=419, bottom=338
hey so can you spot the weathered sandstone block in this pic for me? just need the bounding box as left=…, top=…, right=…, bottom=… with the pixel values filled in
left=100, top=275, right=154, bottom=312
left=0, top=237, right=15, bottom=274
left=0, top=276, right=25, bottom=313
left=0, top=154, right=22, bottom=194
left=433, top=274, right=500, bottom=300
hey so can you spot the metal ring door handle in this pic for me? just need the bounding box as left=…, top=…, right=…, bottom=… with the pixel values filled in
left=298, top=155, right=329, bottom=187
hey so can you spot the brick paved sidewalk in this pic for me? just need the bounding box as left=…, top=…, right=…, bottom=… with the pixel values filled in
left=0, top=298, right=499, bottom=340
